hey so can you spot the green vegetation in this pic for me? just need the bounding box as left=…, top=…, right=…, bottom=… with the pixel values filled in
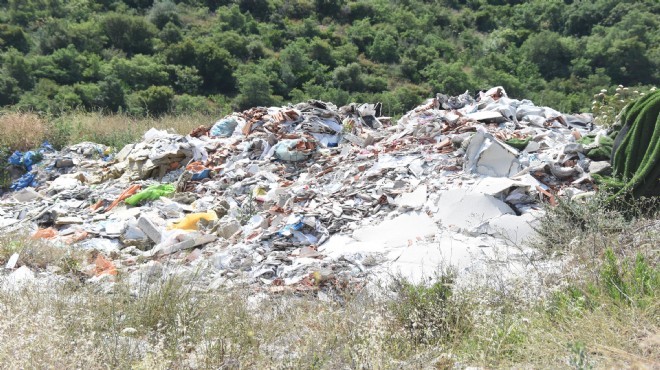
left=0, top=0, right=658, bottom=117
left=610, top=90, right=660, bottom=198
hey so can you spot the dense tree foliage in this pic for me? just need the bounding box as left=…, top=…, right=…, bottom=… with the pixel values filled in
left=0, top=0, right=658, bottom=116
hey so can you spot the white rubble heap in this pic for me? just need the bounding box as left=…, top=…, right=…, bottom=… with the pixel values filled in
left=0, top=87, right=607, bottom=294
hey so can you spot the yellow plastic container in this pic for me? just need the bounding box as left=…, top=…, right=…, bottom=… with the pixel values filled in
left=168, top=210, right=218, bottom=230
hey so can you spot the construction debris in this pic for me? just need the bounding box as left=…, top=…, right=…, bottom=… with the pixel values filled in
left=1, top=87, right=612, bottom=290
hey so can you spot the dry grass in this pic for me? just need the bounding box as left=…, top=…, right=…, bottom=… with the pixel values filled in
left=0, top=232, right=83, bottom=274
left=0, top=111, right=215, bottom=188
left=0, top=112, right=48, bottom=151
left=0, top=248, right=657, bottom=369
left=51, top=111, right=214, bottom=149
left=0, top=277, right=441, bottom=369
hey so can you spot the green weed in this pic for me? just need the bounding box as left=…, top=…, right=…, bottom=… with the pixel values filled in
left=389, top=270, right=472, bottom=345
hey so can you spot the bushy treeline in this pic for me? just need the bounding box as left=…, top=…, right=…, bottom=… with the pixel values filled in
left=0, top=0, right=658, bottom=117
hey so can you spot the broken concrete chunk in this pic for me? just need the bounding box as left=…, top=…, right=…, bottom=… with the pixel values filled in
left=588, top=161, right=612, bottom=175
left=471, top=177, right=529, bottom=197
left=352, top=212, right=438, bottom=249
left=137, top=216, right=163, bottom=244
left=395, top=185, right=427, bottom=209
left=121, top=225, right=151, bottom=250
left=464, top=131, right=523, bottom=178
left=476, top=213, right=538, bottom=245
left=524, top=140, right=541, bottom=153
left=161, top=238, right=196, bottom=255
left=115, top=143, right=135, bottom=162
left=55, top=216, right=84, bottom=225
left=466, top=111, right=505, bottom=122
left=563, top=143, right=585, bottom=154
left=13, top=188, right=42, bottom=203
left=160, top=233, right=217, bottom=255
left=434, top=189, right=515, bottom=233
left=216, top=219, right=242, bottom=239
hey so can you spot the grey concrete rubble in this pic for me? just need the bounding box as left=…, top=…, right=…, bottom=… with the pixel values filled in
left=0, top=86, right=607, bottom=292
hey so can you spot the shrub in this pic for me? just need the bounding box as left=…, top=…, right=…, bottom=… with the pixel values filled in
left=390, top=270, right=472, bottom=345
left=591, top=85, right=656, bottom=128
left=600, top=249, right=658, bottom=307
left=171, top=94, right=219, bottom=115
left=148, top=0, right=181, bottom=29
left=127, top=86, right=174, bottom=116
left=533, top=193, right=628, bottom=253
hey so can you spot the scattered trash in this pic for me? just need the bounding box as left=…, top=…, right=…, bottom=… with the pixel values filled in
left=186, top=162, right=211, bottom=181
left=210, top=117, right=240, bottom=137
left=273, top=138, right=316, bottom=162
left=125, top=184, right=175, bottom=206
left=2, top=86, right=623, bottom=289
left=9, top=150, right=39, bottom=171
left=32, top=227, right=58, bottom=239
left=93, top=254, right=117, bottom=276
left=10, top=172, right=37, bottom=191
left=169, top=210, right=218, bottom=230
left=105, top=184, right=141, bottom=211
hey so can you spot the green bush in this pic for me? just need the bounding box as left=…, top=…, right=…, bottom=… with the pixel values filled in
left=101, top=13, right=157, bottom=55
left=172, top=94, right=219, bottom=115
left=0, top=0, right=659, bottom=118
left=148, top=0, right=180, bottom=29
left=127, top=86, right=174, bottom=116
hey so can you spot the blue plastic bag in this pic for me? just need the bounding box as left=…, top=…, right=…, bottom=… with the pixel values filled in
left=210, top=118, right=238, bottom=137
left=191, top=169, right=211, bottom=181
left=278, top=215, right=305, bottom=237
left=8, top=151, right=22, bottom=166
left=22, top=151, right=37, bottom=171
left=10, top=172, right=38, bottom=191
left=39, top=141, right=55, bottom=153
left=8, top=150, right=39, bottom=171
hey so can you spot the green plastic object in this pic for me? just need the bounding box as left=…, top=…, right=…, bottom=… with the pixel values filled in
left=125, top=184, right=175, bottom=206
left=578, top=134, right=614, bottom=161
left=505, top=136, right=531, bottom=150
left=609, top=90, right=660, bottom=198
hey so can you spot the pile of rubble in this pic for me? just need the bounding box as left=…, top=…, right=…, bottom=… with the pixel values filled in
left=0, top=87, right=613, bottom=292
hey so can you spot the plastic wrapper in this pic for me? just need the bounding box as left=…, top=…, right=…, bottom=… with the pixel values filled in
left=168, top=210, right=218, bottom=230
left=10, top=172, right=37, bottom=191
left=210, top=117, right=238, bottom=137
left=125, top=184, right=175, bottom=206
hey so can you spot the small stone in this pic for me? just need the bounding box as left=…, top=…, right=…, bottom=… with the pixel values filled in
left=588, top=161, right=612, bottom=175
left=216, top=220, right=241, bottom=239
left=55, top=158, right=75, bottom=168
